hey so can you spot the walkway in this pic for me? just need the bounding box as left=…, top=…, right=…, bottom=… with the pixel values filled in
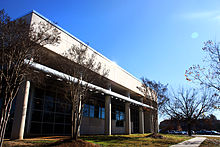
left=170, top=137, right=206, bottom=147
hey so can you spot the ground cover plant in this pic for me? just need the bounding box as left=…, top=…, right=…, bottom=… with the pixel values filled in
left=2, top=134, right=192, bottom=147
left=81, top=134, right=192, bottom=146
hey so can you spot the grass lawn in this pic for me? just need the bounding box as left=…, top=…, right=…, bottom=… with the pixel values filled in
left=200, top=137, right=220, bottom=147
left=2, top=134, right=192, bottom=146
left=81, top=133, right=192, bottom=147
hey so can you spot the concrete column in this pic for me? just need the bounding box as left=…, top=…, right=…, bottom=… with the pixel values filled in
left=125, top=92, right=131, bottom=134
left=11, top=80, right=30, bottom=139
left=139, top=107, right=144, bottom=134
left=105, top=84, right=111, bottom=135
left=139, top=98, right=144, bottom=134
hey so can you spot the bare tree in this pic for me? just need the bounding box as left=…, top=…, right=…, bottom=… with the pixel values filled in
left=185, top=40, right=220, bottom=92
left=56, top=44, right=108, bottom=140
left=138, top=78, right=168, bottom=135
left=163, top=87, right=219, bottom=136
left=0, top=9, right=60, bottom=146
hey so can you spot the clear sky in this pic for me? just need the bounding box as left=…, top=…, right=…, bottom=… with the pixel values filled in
left=1, top=0, right=220, bottom=120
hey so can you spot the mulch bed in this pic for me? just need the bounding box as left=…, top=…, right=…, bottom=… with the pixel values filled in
left=3, top=138, right=100, bottom=147
left=145, top=133, right=165, bottom=139
left=52, top=139, right=100, bottom=147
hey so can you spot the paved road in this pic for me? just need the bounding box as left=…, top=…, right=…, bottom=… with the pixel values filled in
left=170, top=137, right=206, bottom=147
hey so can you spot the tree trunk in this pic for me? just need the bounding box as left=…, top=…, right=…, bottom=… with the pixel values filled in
left=153, top=110, right=158, bottom=135
left=0, top=102, right=11, bottom=147
left=71, top=108, right=74, bottom=139
left=187, top=122, right=192, bottom=136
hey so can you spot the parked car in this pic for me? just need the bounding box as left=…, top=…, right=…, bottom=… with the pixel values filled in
left=210, top=130, right=220, bottom=135
left=196, top=130, right=220, bottom=135
left=196, top=130, right=208, bottom=135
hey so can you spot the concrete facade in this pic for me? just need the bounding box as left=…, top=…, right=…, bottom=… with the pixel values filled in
left=8, top=11, right=157, bottom=139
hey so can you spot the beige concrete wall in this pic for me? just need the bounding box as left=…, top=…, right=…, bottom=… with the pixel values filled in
left=29, top=12, right=143, bottom=96
left=80, top=117, right=105, bottom=134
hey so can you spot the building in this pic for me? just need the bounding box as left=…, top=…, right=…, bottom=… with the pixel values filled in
left=7, top=11, right=157, bottom=139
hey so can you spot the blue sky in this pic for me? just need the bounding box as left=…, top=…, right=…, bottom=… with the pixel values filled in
left=1, top=0, right=220, bottom=119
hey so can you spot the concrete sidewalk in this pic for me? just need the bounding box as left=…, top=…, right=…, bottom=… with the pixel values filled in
left=170, top=137, right=206, bottom=147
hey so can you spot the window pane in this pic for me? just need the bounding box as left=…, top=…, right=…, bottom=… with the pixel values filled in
left=34, top=88, right=44, bottom=99
left=120, top=112, right=124, bottom=120
left=94, top=106, right=99, bottom=118
left=54, top=124, right=64, bottom=135
left=65, top=104, right=72, bottom=113
left=45, top=90, right=55, bottom=102
left=31, top=110, right=42, bottom=122
left=56, top=103, right=66, bottom=113
left=43, top=112, right=54, bottom=123
left=116, top=120, right=124, bottom=127
left=55, top=114, right=65, bottom=123
left=65, top=114, right=71, bottom=124
left=83, top=104, right=89, bottom=117
left=65, top=125, right=71, bottom=135
left=32, top=98, right=43, bottom=110
left=30, top=122, right=41, bottom=134
left=89, top=105, right=94, bottom=118
left=44, top=101, right=55, bottom=112
left=116, top=111, right=120, bottom=120
left=42, top=123, right=54, bottom=134
left=99, top=107, right=101, bottom=119
left=102, top=108, right=105, bottom=119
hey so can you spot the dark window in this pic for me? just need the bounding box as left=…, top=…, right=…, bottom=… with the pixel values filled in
left=65, top=125, right=71, bottom=135
left=34, top=88, right=44, bottom=99
left=94, top=105, right=99, bottom=118
left=54, top=124, right=64, bottom=135
left=30, top=122, right=41, bottom=134
left=31, top=110, right=43, bottom=122
left=55, top=103, right=66, bottom=113
left=65, top=114, right=71, bottom=124
left=32, top=98, right=43, bottom=110
left=43, top=112, right=54, bottom=123
left=42, top=123, right=54, bottom=134
left=45, top=90, right=56, bottom=102
left=44, top=100, right=55, bottom=112
left=55, top=114, right=65, bottom=123
left=116, top=111, right=124, bottom=127
left=65, top=104, right=72, bottom=113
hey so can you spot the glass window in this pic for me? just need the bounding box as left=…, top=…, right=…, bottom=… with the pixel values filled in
left=55, top=103, right=66, bottom=113
left=83, top=104, right=89, bottom=117
left=65, top=104, right=72, bottom=113
left=43, top=112, right=54, bottom=123
left=54, top=124, right=64, bottom=135
left=44, top=101, right=55, bottom=112
left=116, top=111, right=124, bottom=127
left=42, top=123, right=54, bottom=134
left=89, top=105, right=94, bottom=118
left=65, top=125, right=71, bottom=135
left=32, top=98, right=44, bottom=110
left=55, top=114, right=65, bottom=123
left=65, top=114, right=71, bottom=124
left=99, top=107, right=105, bottom=119
left=31, top=110, right=43, bottom=122
left=34, top=88, right=44, bottom=99
left=45, top=90, right=56, bottom=102
left=30, top=122, right=41, bottom=134
left=94, top=105, right=99, bottom=118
